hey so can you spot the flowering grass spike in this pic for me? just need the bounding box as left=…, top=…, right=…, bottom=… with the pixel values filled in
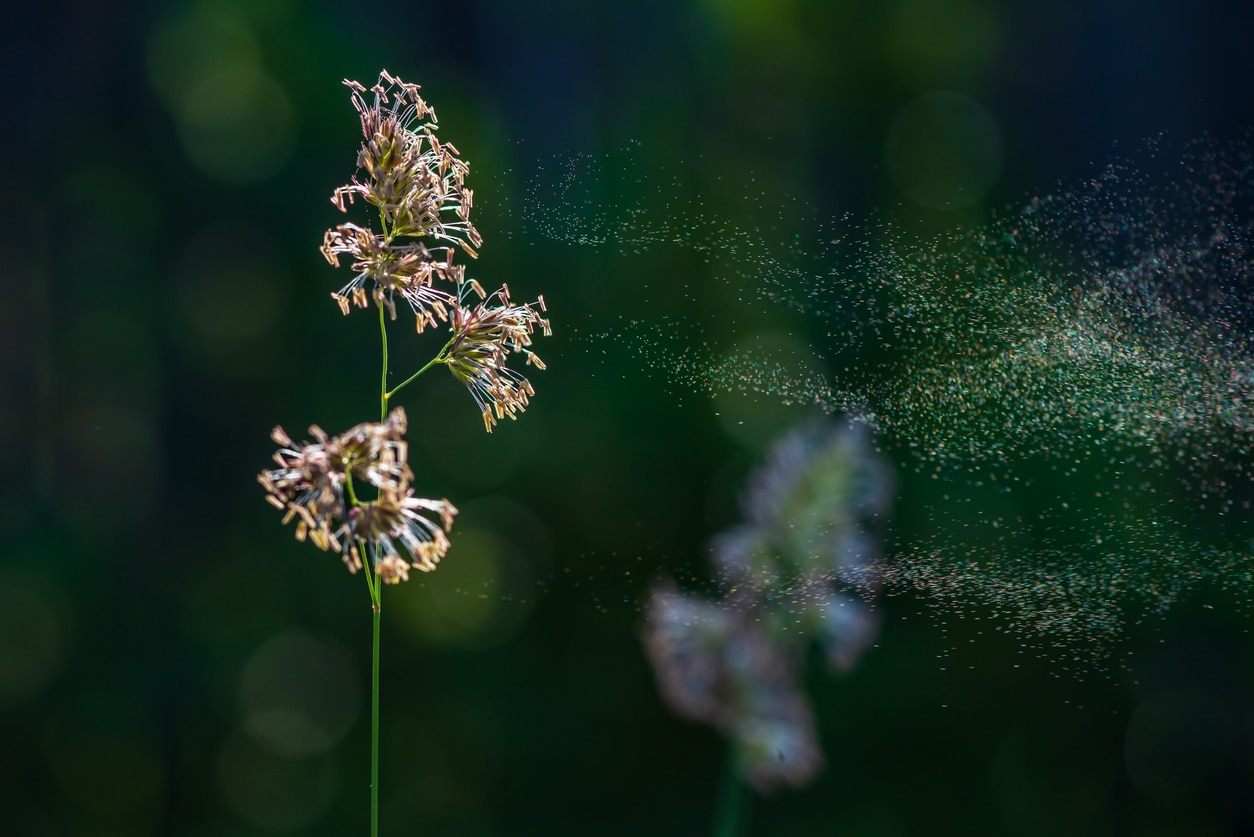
left=258, top=70, right=549, bottom=837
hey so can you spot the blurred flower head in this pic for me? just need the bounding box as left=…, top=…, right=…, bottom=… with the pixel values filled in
left=714, top=418, right=893, bottom=588
left=643, top=415, right=892, bottom=793
left=643, top=582, right=737, bottom=727
left=644, top=583, right=823, bottom=793
left=258, top=408, right=457, bottom=581
left=732, top=690, right=824, bottom=793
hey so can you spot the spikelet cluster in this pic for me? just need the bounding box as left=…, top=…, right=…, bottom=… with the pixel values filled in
left=445, top=284, right=552, bottom=431
left=321, top=70, right=549, bottom=430
left=259, top=408, right=457, bottom=581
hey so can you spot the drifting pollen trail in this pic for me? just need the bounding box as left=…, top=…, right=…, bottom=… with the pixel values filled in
left=515, top=134, right=1254, bottom=664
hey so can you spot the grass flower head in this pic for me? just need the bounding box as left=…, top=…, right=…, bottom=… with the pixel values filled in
left=259, top=408, right=457, bottom=579
left=321, top=70, right=481, bottom=331
left=443, top=284, right=551, bottom=431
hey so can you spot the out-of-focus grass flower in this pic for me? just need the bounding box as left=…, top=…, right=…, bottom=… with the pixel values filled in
left=645, top=584, right=824, bottom=794
left=733, top=690, right=823, bottom=792
left=643, top=417, right=892, bottom=793
left=715, top=418, right=893, bottom=585
left=643, top=582, right=737, bottom=726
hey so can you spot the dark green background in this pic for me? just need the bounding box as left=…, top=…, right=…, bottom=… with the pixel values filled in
left=6, top=0, right=1254, bottom=834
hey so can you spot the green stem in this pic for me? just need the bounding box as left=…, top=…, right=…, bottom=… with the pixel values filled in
left=384, top=346, right=448, bottom=402
left=379, top=303, right=390, bottom=422
left=370, top=581, right=381, bottom=837
left=372, top=294, right=388, bottom=837
left=712, top=749, right=748, bottom=837
left=368, top=249, right=442, bottom=837
left=360, top=541, right=377, bottom=600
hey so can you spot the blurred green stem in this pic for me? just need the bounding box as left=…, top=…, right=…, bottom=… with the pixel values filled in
left=713, top=750, right=747, bottom=837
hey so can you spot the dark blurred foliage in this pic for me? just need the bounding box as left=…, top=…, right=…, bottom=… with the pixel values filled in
left=5, top=0, right=1254, bottom=835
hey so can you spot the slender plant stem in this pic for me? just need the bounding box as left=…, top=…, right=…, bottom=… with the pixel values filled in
left=712, top=749, right=747, bottom=837
left=372, top=297, right=389, bottom=837
left=362, top=551, right=377, bottom=602
left=385, top=346, right=448, bottom=402
left=368, top=294, right=445, bottom=837
left=380, top=303, right=390, bottom=422
left=370, top=581, right=381, bottom=837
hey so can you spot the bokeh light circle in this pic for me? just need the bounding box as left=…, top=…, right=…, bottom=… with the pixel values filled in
left=237, top=631, right=360, bottom=758
left=885, top=91, right=1002, bottom=210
